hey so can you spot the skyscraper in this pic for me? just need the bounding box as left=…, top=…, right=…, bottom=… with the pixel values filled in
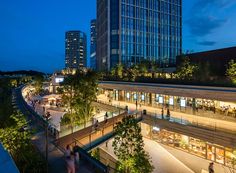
left=65, top=31, right=87, bottom=69
left=97, top=0, right=182, bottom=71
left=90, top=19, right=97, bottom=70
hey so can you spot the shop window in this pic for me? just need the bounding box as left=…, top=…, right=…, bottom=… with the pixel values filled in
left=207, top=145, right=215, bottom=161
left=216, top=147, right=224, bottom=164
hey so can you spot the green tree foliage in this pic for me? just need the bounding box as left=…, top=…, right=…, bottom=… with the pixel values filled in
left=226, top=60, right=236, bottom=84
left=117, top=64, right=124, bottom=79
left=175, top=56, right=198, bottom=80
left=33, top=74, right=44, bottom=94
left=138, top=61, right=149, bottom=76
left=126, top=65, right=139, bottom=81
left=60, top=70, right=98, bottom=129
left=111, top=64, right=124, bottom=79
left=73, top=70, right=98, bottom=127
left=0, top=79, right=14, bottom=127
left=60, top=74, right=77, bottom=132
left=112, top=115, right=153, bottom=173
left=0, top=113, right=46, bottom=172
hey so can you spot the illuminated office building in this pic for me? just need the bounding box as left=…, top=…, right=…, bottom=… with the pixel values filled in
left=97, top=0, right=182, bottom=71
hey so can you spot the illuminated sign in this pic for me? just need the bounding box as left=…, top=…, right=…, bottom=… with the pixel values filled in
left=141, top=94, right=145, bottom=101
left=156, top=94, right=159, bottom=102
left=159, top=96, right=163, bottom=104
left=169, top=97, right=174, bottom=105
left=55, top=77, right=64, bottom=83
left=180, top=99, right=186, bottom=107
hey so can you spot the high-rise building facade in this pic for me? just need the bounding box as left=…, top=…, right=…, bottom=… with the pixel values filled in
left=65, top=31, right=87, bottom=69
left=97, top=0, right=182, bottom=71
left=90, top=19, right=97, bottom=70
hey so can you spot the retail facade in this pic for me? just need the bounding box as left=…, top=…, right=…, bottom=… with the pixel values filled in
left=98, top=81, right=236, bottom=167
left=141, top=123, right=236, bottom=168
left=98, top=81, right=236, bottom=119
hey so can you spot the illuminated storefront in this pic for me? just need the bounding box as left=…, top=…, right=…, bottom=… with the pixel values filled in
left=141, top=122, right=236, bottom=168
left=99, top=88, right=236, bottom=118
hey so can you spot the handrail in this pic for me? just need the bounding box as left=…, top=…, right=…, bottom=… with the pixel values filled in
left=68, top=138, right=108, bottom=173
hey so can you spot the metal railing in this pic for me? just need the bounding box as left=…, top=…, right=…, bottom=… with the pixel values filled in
left=144, top=111, right=236, bottom=134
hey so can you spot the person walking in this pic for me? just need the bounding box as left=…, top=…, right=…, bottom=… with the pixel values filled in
left=95, top=119, right=99, bottom=131
left=167, top=108, right=170, bottom=120
left=65, top=145, right=71, bottom=158
left=208, top=162, right=214, bottom=173
left=161, top=107, right=164, bottom=119
left=104, top=112, right=108, bottom=123
left=74, top=151, right=80, bottom=171
left=66, top=152, right=75, bottom=173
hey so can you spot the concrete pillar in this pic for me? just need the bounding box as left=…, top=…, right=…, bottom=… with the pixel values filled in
left=192, top=98, right=196, bottom=115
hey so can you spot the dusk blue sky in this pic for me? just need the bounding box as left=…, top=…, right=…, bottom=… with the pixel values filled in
left=0, top=0, right=236, bottom=73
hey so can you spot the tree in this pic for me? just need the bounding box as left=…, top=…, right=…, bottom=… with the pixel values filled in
left=0, top=78, right=15, bottom=127
left=0, top=112, right=46, bottom=172
left=226, top=60, right=236, bottom=84
left=138, top=61, right=148, bottom=76
left=60, top=75, right=77, bottom=133
left=150, top=61, right=159, bottom=78
left=126, top=65, right=139, bottom=81
left=73, top=70, right=98, bottom=127
left=33, top=74, right=44, bottom=94
left=111, top=64, right=124, bottom=79
left=117, top=64, right=124, bottom=79
left=112, top=115, right=153, bottom=173
left=60, top=70, right=98, bottom=129
left=175, top=56, right=198, bottom=80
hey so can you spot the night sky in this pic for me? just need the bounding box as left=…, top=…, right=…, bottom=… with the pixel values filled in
left=0, top=0, right=236, bottom=73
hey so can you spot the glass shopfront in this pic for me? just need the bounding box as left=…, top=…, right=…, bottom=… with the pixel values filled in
left=101, top=88, right=236, bottom=119
left=141, top=122, right=236, bottom=168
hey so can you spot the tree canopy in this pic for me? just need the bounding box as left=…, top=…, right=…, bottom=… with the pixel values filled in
left=175, top=56, right=198, bottom=80
left=0, top=112, right=46, bottom=172
left=226, top=59, right=236, bottom=84
left=60, top=70, right=99, bottom=130
left=112, top=115, right=153, bottom=173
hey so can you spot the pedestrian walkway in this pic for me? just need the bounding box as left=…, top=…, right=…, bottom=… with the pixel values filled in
left=161, top=143, right=234, bottom=173
left=32, top=131, right=93, bottom=173
left=57, top=111, right=141, bottom=150
left=99, top=138, right=195, bottom=173
left=104, top=99, right=236, bottom=132
left=15, top=87, right=93, bottom=173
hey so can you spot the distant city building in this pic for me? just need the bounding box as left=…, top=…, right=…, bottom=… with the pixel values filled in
left=90, top=19, right=97, bottom=70
left=176, top=46, right=236, bottom=76
left=65, top=31, right=87, bottom=69
left=97, top=0, right=182, bottom=71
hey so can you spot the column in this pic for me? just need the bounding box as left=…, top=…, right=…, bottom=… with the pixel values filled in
left=192, top=98, right=196, bottom=115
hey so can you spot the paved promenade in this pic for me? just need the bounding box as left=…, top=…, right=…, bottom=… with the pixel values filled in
left=100, top=138, right=194, bottom=173
left=100, top=137, right=234, bottom=173
left=99, top=97, right=236, bottom=132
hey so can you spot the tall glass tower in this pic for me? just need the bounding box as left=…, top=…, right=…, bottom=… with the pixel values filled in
left=97, top=0, right=182, bottom=71
left=65, top=31, right=87, bottom=69
left=90, top=19, right=97, bottom=70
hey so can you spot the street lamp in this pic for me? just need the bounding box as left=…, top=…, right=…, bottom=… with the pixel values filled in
left=43, top=111, right=51, bottom=173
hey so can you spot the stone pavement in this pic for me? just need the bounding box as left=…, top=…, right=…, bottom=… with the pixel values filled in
left=99, top=137, right=234, bottom=173
left=99, top=138, right=194, bottom=173
left=32, top=131, right=93, bottom=173
left=161, top=143, right=234, bottom=173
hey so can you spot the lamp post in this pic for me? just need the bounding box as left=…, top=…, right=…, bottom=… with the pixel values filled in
left=44, top=111, right=51, bottom=173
